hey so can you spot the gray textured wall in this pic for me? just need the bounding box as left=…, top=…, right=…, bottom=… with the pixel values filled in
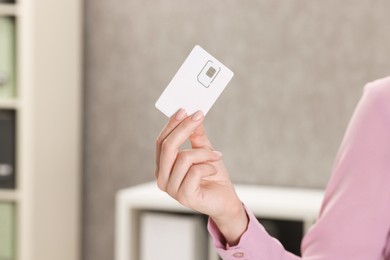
left=83, top=1, right=390, bottom=259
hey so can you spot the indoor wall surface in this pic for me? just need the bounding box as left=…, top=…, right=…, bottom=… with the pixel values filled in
left=83, top=1, right=390, bottom=259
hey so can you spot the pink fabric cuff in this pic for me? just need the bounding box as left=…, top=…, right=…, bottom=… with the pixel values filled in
left=207, top=204, right=274, bottom=259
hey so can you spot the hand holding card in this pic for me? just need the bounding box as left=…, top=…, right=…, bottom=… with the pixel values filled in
left=155, top=45, right=234, bottom=117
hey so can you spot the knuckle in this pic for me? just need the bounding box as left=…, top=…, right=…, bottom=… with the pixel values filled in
left=156, top=179, right=166, bottom=191
left=176, top=192, right=187, bottom=205
left=177, top=151, right=190, bottom=164
left=166, top=185, right=175, bottom=197
left=155, top=136, right=163, bottom=146
left=161, top=138, right=172, bottom=152
left=189, top=165, right=202, bottom=176
left=189, top=134, right=201, bottom=144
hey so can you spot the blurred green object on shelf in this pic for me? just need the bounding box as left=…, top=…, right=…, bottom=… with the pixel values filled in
left=0, top=202, right=15, bottom=260
left=0, top=17, right=16, bottom=99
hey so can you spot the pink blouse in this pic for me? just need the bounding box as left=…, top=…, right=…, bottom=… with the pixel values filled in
left=208, top=77, right=390, bottom=259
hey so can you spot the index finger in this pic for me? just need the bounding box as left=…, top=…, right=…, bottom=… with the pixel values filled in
left=156, top=111, right=205, bottom=189
left=156, top=108, right=188, bottom=168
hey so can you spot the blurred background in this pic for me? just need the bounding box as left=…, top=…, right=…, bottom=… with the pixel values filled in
left=0, top=0, right=389, bottom=260
left=84, top=1, right=389, bottom=259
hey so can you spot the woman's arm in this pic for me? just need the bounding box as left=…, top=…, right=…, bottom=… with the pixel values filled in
left=155, top=77, right=390, bottom=260
left=301, top=78, right=390, bottom=259
left=208, top=78, right=390, bottom=259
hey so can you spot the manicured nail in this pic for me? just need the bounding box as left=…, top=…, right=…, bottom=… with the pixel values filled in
left=191, top=111, right=204, bottom=121
left=175, top=108, right=187, bottom=120
left=213, top=151, right=223, bottom=157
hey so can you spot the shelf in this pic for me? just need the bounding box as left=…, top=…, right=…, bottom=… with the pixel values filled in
left=0, top=189, right=19, bottom=202
left=0, top=98, right=19, bottom=109
left=117, top=182, right=324, bottom=220
left=0, top=3, right=18, bottom=16
left=116, top=182, right=325, bottom=260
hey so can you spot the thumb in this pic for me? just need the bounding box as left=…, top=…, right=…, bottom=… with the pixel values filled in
left=190, top=123, right=214, bottom=150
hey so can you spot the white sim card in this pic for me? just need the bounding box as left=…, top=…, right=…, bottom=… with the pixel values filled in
left=155, top=45, right=234, bottom=117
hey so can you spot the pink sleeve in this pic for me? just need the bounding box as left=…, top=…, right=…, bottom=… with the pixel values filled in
left=208, top=204, right=301, bottom=259
left=302, top=78, right=390, bottom=258
left=208, top=77, right=390, bottom=260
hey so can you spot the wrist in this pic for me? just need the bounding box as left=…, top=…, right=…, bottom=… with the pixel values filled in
left=211, top=200, right=249, bottom=246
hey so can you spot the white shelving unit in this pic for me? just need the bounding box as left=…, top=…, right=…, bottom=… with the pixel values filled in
left=0, top=3, right=18, bottom=16
left=0, top=99, right=19, bottom=109
left=116, top=182, right=324, bottom=260
left=0, top=1, right=82, bottom=260
left=0, top=190, right=19, bottom=202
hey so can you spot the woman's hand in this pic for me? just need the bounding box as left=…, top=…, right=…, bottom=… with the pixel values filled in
left=155, top=109, right=249, bottom=245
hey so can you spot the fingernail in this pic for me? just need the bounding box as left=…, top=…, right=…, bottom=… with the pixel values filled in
left=191, top=111, right=204, bottom=121
left=175, top=108, right=187, bottom=120
left=213, top=151, right=223, bottom=157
